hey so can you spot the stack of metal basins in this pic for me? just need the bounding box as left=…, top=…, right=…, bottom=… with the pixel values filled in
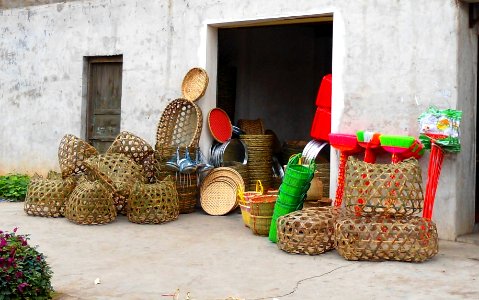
left=240, top=135, right=273, bottom=191
left=269, top=155, right=315, bottom=243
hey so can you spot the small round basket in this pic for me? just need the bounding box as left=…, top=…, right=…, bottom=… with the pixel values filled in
left=24, top=176, right=76, bottom=217
left=277, top=207, right=339, bottom=255
left=64, top=178, right=117, bottom=225
left=181, top=67, right=209, bottom=102
left=335, top=215, right=438, bottom=262
left=127, top=177, right=179, bottom=224
left=249, top=195, right=277, bottom=216
left=58, top=134, right=98, bottom=178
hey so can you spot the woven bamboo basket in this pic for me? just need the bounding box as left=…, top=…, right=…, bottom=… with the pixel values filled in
left=24, top=176, right=76, bottom=217
left=141, top=152, right=161, bottom=183
left=237, top=119, right=265, bottom=135
left=64, top=178, right=117, bottom=225
left=58, top=134, right=98, bottom=178
left=107, top=131, right=154, bottom=164
left=344, top=157, right=424, bottom=217
left=250, top=215, right=272, bottom=236
left=83, top=153, right=145, bottom=213
left=249, top=195, right=277, bottom=216
left=335, top=215, right=438, bottom=262
left=155, top=99, right=203, bottom=149
left=277, top=207, right=339, bottom=255
left=127, top=177, right=179, bottom=224
left=176, top=173, right=198, bottom=214
left=181, top=67, right=209, bottom=102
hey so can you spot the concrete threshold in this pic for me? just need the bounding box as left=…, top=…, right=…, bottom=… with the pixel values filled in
left=1, top=202, right=479, bottom=300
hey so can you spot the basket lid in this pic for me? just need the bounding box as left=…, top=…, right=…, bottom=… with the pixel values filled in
left=181, top=68, right=209, bottom=102
left=208, top=108, right=232, bottom=143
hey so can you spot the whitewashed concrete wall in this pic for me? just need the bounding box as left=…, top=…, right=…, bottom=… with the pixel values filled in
left=0, top=0, right=475, bottom=240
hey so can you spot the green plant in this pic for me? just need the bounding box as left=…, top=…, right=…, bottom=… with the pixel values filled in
left=0, top=174, right=30, bottom=202
left=0, top=228, right=54, bottom=299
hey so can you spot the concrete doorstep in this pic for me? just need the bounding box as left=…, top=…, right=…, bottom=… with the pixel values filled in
left=1, top=202, right=479, bottom=300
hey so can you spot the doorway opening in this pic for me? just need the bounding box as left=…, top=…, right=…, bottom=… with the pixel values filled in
left=216, top=21, right=333, bottom=165
left=85, top=55, right=123, bottom=153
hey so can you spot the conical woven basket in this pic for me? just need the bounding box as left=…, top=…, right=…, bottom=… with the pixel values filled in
left=83, top=153, right=145, bottom=213
left=335, top=215, right=438, bottom=262
left=64, top=178, right=117, bottom=225
left=127, top=177, right=179, bottom=224
left=277, top=207, right=340, bottom=255
left=24, top=176, right=76, bottom=217
left=344, top=157, right=424, bottom=217
left=155, top=98, right=203, bottom=149
left=107, top=131, right=154, bottom=164
left=58, top=134, right=98, bottom=178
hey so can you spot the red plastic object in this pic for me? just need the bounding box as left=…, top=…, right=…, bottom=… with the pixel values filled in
left=423, top=142, right=445, bottom=220
left=357, top=133, right=382, bottom=163
left=310, top=108, right=331, bottom=141
left=315, top=74, right=332, bottom=109
left=208, top=108, right=232, bottom=143
left=328, top=133, right=362, bottom=207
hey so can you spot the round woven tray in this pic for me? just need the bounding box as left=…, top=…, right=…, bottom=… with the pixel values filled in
left=58, top=134, right=98, bottom=178
left=335, top=215, right=438, bottom=262
left=64, top=179, right=117, bottom=225
left=201, top=167, right=245, bottom=192
left=127, top=179, right=179, bottom=224
left=222, top=161, right=248, bottom=183
left=277, top=207, right=339, bottom=255
left=181, top=67, right=209, bottom=102
left=24, top=176, right=76, bottom=217
left=107, top=131, right=154, bottom=164
left=155, top=98, right=203, bottom=149
left=344, top=157, right=424, bottom=217
left=200, top=179, right=238, bottom=215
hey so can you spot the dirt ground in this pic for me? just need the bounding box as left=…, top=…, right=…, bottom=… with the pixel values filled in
left=1, top=202, right=479, bottom=300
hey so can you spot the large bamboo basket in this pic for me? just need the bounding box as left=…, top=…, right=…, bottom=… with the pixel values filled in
left=127, top=177, right=179, bottom=224
left=335, top=215, right=438, bottom=262
left=83, top=153, right=145, bottom=213
left=58, top=134, right=98, bottom=178
left=64, top=178, right=117, bottom=225
left=107, top=131, right=154, bottom=164
left=277, top=207, right=339, bottom=255
left=155, top=98, right=203, bottom=149
left=24, top=176, right=76, bottom=217
left=344, top=157, right=424, bottom=217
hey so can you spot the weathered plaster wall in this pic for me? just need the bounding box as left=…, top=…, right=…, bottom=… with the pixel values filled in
left=0, top=0, right=475, bottom=239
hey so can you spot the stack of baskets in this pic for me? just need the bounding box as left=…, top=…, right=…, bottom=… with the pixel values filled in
left=335, top=157, right=439, bottom=262
left=238, top=180, right=264, bottom=228
left=269, top=154, right=315, bottom=243
left=240, top=134, right=273, bottom=191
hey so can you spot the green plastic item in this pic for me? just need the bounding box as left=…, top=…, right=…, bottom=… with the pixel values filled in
left=279, top=181, right=310, bottom=197
left=268, top=200, right=303, bottom=243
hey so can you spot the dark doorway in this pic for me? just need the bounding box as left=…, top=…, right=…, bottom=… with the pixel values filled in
left=86, top=55, right=123, bottom=153
left=217, top=22, right=333, bottom=163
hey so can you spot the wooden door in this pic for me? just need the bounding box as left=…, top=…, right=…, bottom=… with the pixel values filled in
left=86, top=56, right=123, bottom=153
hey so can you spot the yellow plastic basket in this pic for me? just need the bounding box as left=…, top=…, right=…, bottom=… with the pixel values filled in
left=237, top=180, right=263, bottom=227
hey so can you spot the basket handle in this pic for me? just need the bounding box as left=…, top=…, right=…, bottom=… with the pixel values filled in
left=255, top=180, right=264, bottom=194
left=237, top=187, right=245, bottom=204
left=287, top=153, right=302, bottom=166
